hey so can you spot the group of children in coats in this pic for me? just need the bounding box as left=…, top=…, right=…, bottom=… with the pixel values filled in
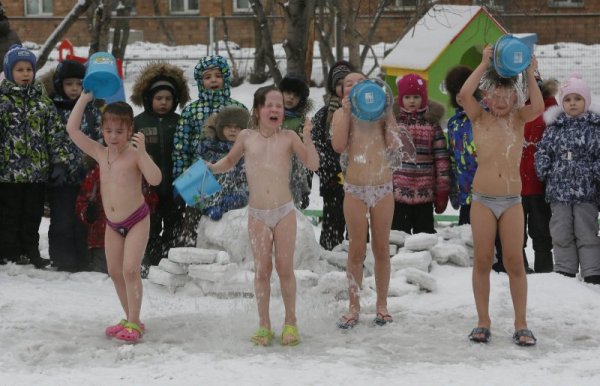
left=1, top=41, right=599, bottom=346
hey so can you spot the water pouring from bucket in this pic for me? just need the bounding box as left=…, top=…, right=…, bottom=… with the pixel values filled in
left=349, top=78, right=394, bottom=122
left=492, top=34, right=536, bottom=78
left=173, top=158, right=221, bottom=206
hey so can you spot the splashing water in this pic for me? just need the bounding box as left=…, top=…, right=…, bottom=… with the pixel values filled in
left=480, top=67, right=529, bottom=109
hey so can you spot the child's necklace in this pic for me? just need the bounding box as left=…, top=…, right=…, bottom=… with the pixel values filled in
left=107, top=146, right=126, bottom=169
left=259, top=128, right=277, bottom=139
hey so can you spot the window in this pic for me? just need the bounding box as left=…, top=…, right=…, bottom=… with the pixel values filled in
left=233, top=0, right=252, bottom=13
left=170, top=0, right=199, bottom=14
left=548, top=0, right=584, bottom=7
left=392, top=0, right=420, bottom=11
left=25, top=0, right=53, bottom=16
left=472, top=0, right=505, bottom=11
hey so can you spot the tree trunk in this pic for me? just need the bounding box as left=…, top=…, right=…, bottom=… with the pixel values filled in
left=111, top=1, right=131, bottom=60
left=281, top=0, right=316, bottom=79
left=89, top=0, right=113, bottom=56
left=339, top=0, right=361, bottom=70
left=35, top=0, right=95, bottom=70
left=249, top=0, right=282, bottom=84
left=152, top=0, right=175, bottom=46
left=220, top=3, right=243, bottom=87
left=315, top=2, right=336, bottom=86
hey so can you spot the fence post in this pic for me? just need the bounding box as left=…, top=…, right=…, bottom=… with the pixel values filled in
left=208, top=16, right=215, bottom=56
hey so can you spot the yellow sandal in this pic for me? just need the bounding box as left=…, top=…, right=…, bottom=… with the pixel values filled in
left=280, top=324, right=300, bottom=346
left=251, top=327, right=274, bottom=346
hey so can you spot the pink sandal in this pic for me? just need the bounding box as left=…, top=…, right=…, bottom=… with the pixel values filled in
left=115, top=321, right=144, bottom=342
left=105, top=319, right=145, bottom=338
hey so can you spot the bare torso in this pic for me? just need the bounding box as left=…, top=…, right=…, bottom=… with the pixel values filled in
left=100, top=146, right=145, bottom=222
left=243, top=129, right=295, bottom=209
left=472, top=111, right=524, bottom=196
left=344, top=119, right=391, bottom=186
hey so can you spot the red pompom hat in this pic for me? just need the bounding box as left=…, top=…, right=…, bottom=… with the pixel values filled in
left=396, top=73, right=428, bottom=112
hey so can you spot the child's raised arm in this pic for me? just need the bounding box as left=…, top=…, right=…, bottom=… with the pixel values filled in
left=66, top=91, right=104, bottom=161
left=518, top=56, right=545, bottom=123
left=331, top=95, right=352, bottom=153
left=291, top=115, right=320, bottom=171
left=131, top=132, right=162, bottom=186
left=207, top=129, right=247, bottom=174
left=458, top=45, right=492, bottom=122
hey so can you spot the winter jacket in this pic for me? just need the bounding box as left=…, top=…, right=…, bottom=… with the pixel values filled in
left=311, top=100, right=343, bottom=195
left=521, top=96, right=558, bottom=196
left=0, top=79, right=70, bottom=183
left=535, top=107, right=600, bottom=204
left=76, top=165, right=160, bottom=248
left=172, top=56, right=246, bottom=178
left=197, top=138, right=248, bottom=219
left=40, top=69, right=102, bottom=185
left=283, top=104, right=313, bottom=207
left=392, top=102, right=451, bottom=209
left=134, top=111, right=179, bottom=197
left=446, top=107, right=477, bottom=206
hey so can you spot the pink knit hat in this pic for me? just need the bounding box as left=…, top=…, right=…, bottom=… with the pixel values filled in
left=559, top=73, right=591, bottom=112
left=396, top=73, right=428, bottom=111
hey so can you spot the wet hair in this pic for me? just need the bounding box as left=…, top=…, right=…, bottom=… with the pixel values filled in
left=101, top=101, right=134, bottom=131
left=480, top=68, right=527, bottom=108
left=250, top=84, right=281, bottom=128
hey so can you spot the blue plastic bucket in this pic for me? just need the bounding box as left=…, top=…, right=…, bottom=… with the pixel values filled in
left=104, top=83, right=126, bottom=105
left=349, top=79, right=391, bottom=121
left=493, top=34, right=533, bottom=78
left=173, top=159, right=221, bottom=206
left=83, top=52, right=122, bottom=98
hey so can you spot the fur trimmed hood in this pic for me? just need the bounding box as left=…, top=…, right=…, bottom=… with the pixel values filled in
left=130, top=61, right=190, bottom=111
left=393, top=96, right=445, bottom=125
left=544, top=104, right=600, bottom=125
left=39, top=68, right=56, bottom=97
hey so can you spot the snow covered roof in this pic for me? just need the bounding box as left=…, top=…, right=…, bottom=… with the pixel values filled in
left=382, top=5, right=503, bottom=71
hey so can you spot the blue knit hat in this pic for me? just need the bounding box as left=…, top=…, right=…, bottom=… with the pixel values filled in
left=3, top=44, right=37, bottom=83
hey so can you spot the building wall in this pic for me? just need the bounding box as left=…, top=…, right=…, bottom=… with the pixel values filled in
left=4, top=0, right=599, bottom=46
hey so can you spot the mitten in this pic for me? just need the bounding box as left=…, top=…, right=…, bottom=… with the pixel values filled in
left=49, top=163, right=67, bottom=187
left=205, top=206, right=223, bottom=221
left=84, top=201, right=99, bottom=223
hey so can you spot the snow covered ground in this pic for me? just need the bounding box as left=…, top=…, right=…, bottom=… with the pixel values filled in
left=2, top=41, right=600, bottom=385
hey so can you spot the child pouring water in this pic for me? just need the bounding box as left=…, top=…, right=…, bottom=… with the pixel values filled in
left=67, top=92, right=162, bottom=343
left=331, top=72, right=415, bottom=329
left=458, top=45, right=543, bottom=346
left=207, top=85, right=319, bottom=346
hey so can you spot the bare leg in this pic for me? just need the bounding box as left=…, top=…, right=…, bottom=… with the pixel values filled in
left=343, top=193, right=369, bottom=318
left=273, top=210, right=297, bottom=327
left=498, top=204, right=533, bottom=344
left=248, top=215, right=274, bottom=334
left=470, top=201, right=497, bottom=337
left=121, top=216, right=150, bottom=326
left=105, top=228, right=128, bottom=318
left=369, top=194, right=394, bottom=316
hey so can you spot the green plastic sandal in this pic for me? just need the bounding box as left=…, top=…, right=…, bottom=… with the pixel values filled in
left=251, top=327, right=274, bottom=346
left=280, top=324, right=300, bottom=346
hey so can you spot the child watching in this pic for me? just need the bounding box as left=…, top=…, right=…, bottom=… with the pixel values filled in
left=391, top=73, right=451, bottom=234
left=197, top=106, right=249, bottom=220
left=279, top=73, right=313, bottom=209
left=207, top=85, right=319, bottom=346
left=132, top=62, right=190, bottom=267
left=311, top=61, right=355, bottom=250
left=67, top=92, right=162, bottom=343
left=520, top=75, right=558, bottom=274
left=172, top=55, right=246, bottom=246
left=0, top=44, right=70, bottom=268
left=41, top=59, right=102, bottom=272
left=332, top=72, right=415, bottom=329
left=458, top=45, right=544, bottom=346
left=535, top=73, right=600, bottom=285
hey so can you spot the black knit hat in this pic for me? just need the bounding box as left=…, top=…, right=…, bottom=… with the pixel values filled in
left=327, top=60, right=355, bottom=95
left=53, top=60, right=86, bottom=99
left=216, top=106, right=250, bottom=141
left=279, top=73, right=309, bottom=100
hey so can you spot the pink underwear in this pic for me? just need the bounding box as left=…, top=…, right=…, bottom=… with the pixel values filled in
left=106, top=202, right=149, bottom=237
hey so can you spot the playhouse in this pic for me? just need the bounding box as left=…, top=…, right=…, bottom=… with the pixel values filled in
left=381, top=5, right=506, bottom=114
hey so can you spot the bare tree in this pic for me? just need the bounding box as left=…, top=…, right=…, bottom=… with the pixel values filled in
left=152, top=0, right=175, bottom=46
left=111, top=0, right=133, bottom=60
left=35, top=0, right=95, bottom=70
left=220, top=2, right=243, bottom=87
left=281, top=0, right=316, bottom=79
left=89, top=0, right=113, bottom=56
left=249, top=0, right=282, bottom=84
